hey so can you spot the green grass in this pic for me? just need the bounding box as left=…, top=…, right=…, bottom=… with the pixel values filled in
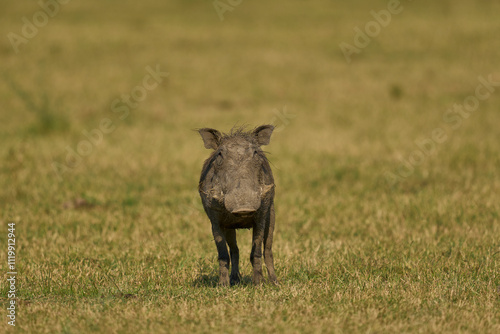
left=1, top=0, right=499, bottom=333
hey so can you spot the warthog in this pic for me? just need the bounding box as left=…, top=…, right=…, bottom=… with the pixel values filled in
left=198, top=125, right=278, bottom=286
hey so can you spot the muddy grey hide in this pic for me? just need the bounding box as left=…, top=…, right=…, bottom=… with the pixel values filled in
left=198, top=125, right=278, bottom=286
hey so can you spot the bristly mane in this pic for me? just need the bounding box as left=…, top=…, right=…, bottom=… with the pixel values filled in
left=219, top=125, right=258, bottom=144
left=219, top=126, right=271, bottom=161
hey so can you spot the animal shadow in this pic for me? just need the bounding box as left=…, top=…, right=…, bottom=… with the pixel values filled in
left=192, top=273, right=253, bottom=288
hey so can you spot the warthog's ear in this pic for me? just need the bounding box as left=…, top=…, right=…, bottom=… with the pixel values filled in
left=198, top=128, right=222, bottom=150
left=253, top=125, right=274, bottom=146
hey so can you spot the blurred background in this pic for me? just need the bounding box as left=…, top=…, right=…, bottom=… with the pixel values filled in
left=0, top=0, right=499, bottom=332
left=1, top=0, right=499, bottom=200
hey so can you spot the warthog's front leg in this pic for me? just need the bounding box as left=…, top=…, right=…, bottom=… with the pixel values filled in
left=223, top=228, right=240, bottom=285
left=250, top=219, right=265, bottom=285
left=211, top=222, right=230, bottom=286
left=264, top=202, right=278, bottom=284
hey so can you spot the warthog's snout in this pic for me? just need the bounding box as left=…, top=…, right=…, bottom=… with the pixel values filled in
left=224, top=183, right=274, bottom=216
left=224, top=189, right=261, bottom=215
left=231, top=208, right=257, bottom=217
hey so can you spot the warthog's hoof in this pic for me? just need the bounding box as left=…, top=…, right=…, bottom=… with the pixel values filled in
left=230, top=274, right=241, bottom=286
left=218, top=275, right=230, bottom=287
left=269, top=278, right=279, bottom=286
left=252, top=273, right=264, bottom=285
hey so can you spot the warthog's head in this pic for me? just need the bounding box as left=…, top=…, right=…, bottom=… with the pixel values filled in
left=198, top=125, right=275, bottom=217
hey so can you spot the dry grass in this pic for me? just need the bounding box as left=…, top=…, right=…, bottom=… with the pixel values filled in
left=0, top=0, right=499, bottom=333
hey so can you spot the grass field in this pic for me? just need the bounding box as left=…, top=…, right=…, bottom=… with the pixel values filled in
left=1, top=0, right=499, bottom=333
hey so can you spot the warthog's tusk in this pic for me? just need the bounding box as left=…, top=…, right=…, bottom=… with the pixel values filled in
left=260, top=184, right=275, bottom=197
left=211, top=189, right=224, bottom=201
